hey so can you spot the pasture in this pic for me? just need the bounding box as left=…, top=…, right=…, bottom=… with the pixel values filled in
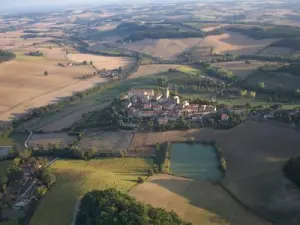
left=66, top=53, right=133, bottom=70
left=30, top=158, right=152, bottom=225
left=212, top=60, right=281, bottom=80
left=28, top=133, right=76, bottom=148
left=130, top=174, right=271, bottom=225
left=76, top=131, right=133, bottom=153
left=199, top=32, right=277, bottom=55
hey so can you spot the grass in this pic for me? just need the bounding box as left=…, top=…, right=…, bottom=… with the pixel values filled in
left=0, top=160, right=10, bottom=177
left=170, top=143, right=223, bottom=181
left=30, top=158, right=152, bottom=225
left=176, top=65, right=202, bottom=76
left=0, top=220, right=18, bottom=225
left=0, top=132, right=28, bottom=147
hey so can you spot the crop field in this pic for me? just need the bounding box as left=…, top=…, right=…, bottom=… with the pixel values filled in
left=66, top=53, right=133, bottom=70
left=212, top=60, right=281, bottom=79
left=76, top=131, right=133, bottom=153
left=120, top=38, right=203, bottom=59
left=130, top=174, right=271, bottom=225
left=28, top=133, right=76, bottom=148
left=199, top=32, right=277, bottom=55
left=244, top=71, right=300, bottom=92
left=0, top=51, right=107, bottom=122
left=129, top=64, right=180, bottom=79
left=30, top=158, right=152, bottom=225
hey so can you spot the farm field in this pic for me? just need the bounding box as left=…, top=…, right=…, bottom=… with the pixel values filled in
left=76, top=131, right=133, bottom=153
left=30, top=158, right=152, bottom=225
left=119, top=38, right=203, bottom=59
left=258, top=46, right=294, bottom=56
left=0, top=51, right=107, bottom=122
left=212, top=60, right=281, bottom=79
left=66, top=53, right=133, bottom=70
left=28, top=133, right=76, bottom=148
left=130, top=174, right=271, bottom=225
left=170, top=143, right=223, bottom=181
left=129, top=120, right=300, bottom=224
left=244, top=71, right=300, bottom=92
left=199, top=32, right=277, bottom=55
left=129, top=64, right=180, bottom=79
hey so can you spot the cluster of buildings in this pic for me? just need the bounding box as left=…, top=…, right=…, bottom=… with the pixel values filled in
left=123, top=88, right=217, bottom=125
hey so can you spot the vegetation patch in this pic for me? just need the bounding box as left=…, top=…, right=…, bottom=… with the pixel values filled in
left=30, top=158, right=152, bottom=225
left=76, top=188, right=191, bottom=225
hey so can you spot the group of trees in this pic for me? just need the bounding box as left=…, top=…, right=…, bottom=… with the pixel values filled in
left=240, top=89, right=256, bottom=98
left=0, top=50, right=15, bottom=63
left=76, top=189, right=192, bottom=225
left=198, top=62, right=236, bottom=81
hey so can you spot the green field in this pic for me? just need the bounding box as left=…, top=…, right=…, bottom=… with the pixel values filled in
left=170, top=143, right=223, bottom=181
left=0, top=132, right=29, bottom=148
left=0, top=160, right=10, bottom=177
left=30, top=158, right=152, bottom=225
left=176, top=65, right=202, bottom=76
left=0, top=220, right=18, bottom=225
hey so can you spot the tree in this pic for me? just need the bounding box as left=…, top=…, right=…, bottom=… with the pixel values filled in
left=249, top=91, right=256, bottom=98
left=257, top=82, right=265, bottom=89
left=35, top=186, right=47, bottom=197
left=76, top=189, right=192, bottom=225
left=38, top=167, right=56, bottom=188
left=44, top=71, right=48, bottom=76
left=7, top=165, right=23, bottom=182
left=240, top=90, right=248, bottom=97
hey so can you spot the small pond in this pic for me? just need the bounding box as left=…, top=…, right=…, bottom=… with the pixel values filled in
left=170, top=143, right=223, bottom=181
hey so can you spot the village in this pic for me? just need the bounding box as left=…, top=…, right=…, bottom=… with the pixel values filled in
left=121, top=88, right=225, bottom=128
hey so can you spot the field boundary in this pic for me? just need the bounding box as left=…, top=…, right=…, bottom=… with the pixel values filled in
left=219, top=183, right=276, bottom=224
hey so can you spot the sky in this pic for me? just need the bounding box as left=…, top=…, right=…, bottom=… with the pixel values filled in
left=1, top=0, right=122, bottom=12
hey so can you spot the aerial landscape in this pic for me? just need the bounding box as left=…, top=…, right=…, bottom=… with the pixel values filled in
left=1, top=0, right=300, bottom=224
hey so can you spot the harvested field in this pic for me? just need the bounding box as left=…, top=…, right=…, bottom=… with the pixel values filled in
left=258, top=47, right=294, bottom=56
left=199, top=32, right=277, bottom=55
left=77, top=131, right=133, bottom=153
left=28, top=133, right=76, bottom=148
left=212, top=60, right=281, bottom=79
left=142, top=121, right=300, bottom=224
left=0, top=54, right=107, bottom=122
left=130, top=174, right=271, bottom=225
left=30, top=158, right=152, bottom=225
left=41, top=102, right=110, bottom=132
left=66, top=53, right=133, bottom=70
left=129, top=64, right=180, bottom=79
left=120, top=38, right=203, bottom=59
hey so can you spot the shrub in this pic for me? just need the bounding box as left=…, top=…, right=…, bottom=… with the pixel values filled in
left=137, top=177, right=144, bottom=183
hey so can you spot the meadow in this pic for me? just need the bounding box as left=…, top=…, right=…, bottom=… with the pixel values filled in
left=30, top=158, right=152, bottom=225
